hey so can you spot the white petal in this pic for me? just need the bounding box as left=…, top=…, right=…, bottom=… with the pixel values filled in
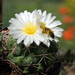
left=43, top=39, right=50, bottom=47
left=47, top=21, right=62, bottom=28
left=34, top=33, right=44, bottom=42
left=9, top=29, right=22, bottom=34
left=48, top=16, right=56, bottom=24
left=13, top=32, right=24, bottom=39
left=29, top=35, right=34, bottom=43
left=52, top=27, right=64, bottom=32
left=17, top=35, right=26, bottom=44
left=9, top=18, right=24, bottom=28
left=54, top=32, right=63, bottom=37
left=43, top=10, right=47, bottom=16
left=49, top=37, right=53, bottom=41
left=24, top=36, right=31, bottom=47
left=24, top=10, right=30, bottom=22
left=45, top=13, right=52, bottom=23
left=8, top=25, right=17, bottom=29
left=54, top=37, right=59, bottom=42
left=33, top=36, right=40, bottom=46
left=15, top=13, right=26, bottom=24
left=38, top=9, right=42, bottom=14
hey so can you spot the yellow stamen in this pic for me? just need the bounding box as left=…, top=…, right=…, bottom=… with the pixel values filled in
left=23, top=22, right=37, bottom=35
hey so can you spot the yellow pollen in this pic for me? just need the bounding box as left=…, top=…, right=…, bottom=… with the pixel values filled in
left=40, top=22, right=46, bottom=29
left=23, top=22, right=37, bottom=35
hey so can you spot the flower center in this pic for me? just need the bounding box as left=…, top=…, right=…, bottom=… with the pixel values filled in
left=23, top=22, right=37, bottom=35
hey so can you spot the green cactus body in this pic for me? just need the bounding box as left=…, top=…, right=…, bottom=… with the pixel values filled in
left=7, top=35, right=59, bottom=74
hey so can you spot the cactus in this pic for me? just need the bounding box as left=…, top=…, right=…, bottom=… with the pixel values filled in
left=1, top=9, right=63, bottom=74
left=6, top=37, right=59, bottom=73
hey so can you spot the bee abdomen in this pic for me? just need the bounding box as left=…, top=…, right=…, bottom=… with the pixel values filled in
left=50, top=32, right=55, bottom=39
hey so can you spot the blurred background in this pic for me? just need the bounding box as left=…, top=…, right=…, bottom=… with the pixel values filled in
left=2, top=0, right=75, bottom=75
left=0, top=0, right=2, bottom=22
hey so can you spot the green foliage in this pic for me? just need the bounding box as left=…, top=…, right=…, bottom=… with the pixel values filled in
left=7, top=53, right=14, bottom=60
left=23, top=53, right=37, bottom=65
left=7, top=36, right=16, bottom=49
left=13, top=47, right=21, bottom=56
left=23, top=67, right=30, bottom=74
left=6, top=36, right=59, bottom=73
left=4, top=35, right=59, bottom=74
left=49, top=41, right=58, bottom=54
left=37, top=63, right=43, bottom=71
left=12, top=56, right=24, bottom=66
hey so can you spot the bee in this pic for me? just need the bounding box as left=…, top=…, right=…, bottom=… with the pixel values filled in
left=42, top=27, right=55, bottom=39
left=40, top=23, right=55, bottom=39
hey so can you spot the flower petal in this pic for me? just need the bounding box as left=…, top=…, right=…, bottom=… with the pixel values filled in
left=17, top=34, right=26, bottom=44
left=47, top=20, right=62, bottom=28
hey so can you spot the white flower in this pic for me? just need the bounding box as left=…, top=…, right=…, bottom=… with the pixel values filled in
left=8, top=10, right=44, bottom=47
left=8, top=9, right=64, bottom=47
left=38, top=9, right=64, bottom=47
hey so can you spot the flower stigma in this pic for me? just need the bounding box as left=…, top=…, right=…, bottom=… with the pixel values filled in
left=23, top=22, right=37, bottom=35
